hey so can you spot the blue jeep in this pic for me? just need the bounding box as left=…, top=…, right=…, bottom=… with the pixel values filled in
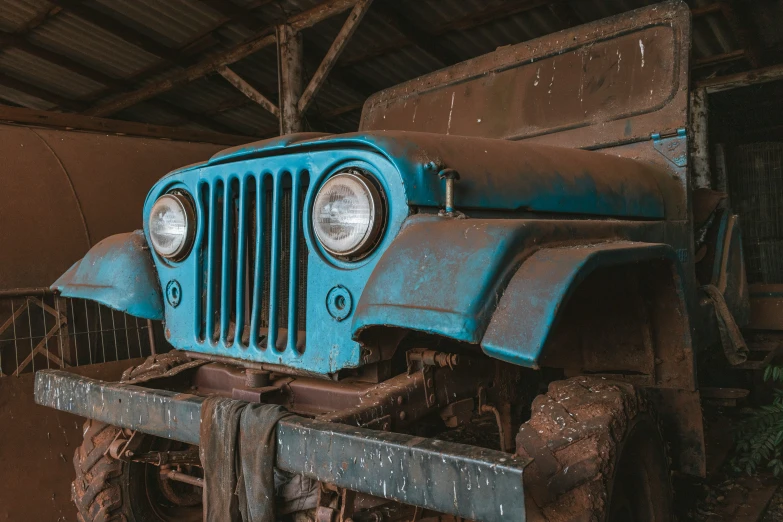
left=36, top=3, right=753, bottom=521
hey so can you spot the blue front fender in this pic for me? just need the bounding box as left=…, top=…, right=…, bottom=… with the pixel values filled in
left=481, top=241, right=687, bottom=367
left=352, top=216, right=685, bottom=369
left=52, top=231, right=164, bottom=320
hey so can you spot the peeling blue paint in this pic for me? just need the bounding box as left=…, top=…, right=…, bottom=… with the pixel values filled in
left=481, top=242, right=686, bottom=367
left=51, top=231, right=164, bottom=320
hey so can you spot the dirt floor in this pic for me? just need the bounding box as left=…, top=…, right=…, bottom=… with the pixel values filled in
left=674, top=401, right=782, bottom=522
left=762, top=488, right=783, bottom=521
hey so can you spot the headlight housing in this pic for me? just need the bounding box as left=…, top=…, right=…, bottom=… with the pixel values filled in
left=148, top=192, right=195, bottom=261
left=312, top=169, right=385, bottom=259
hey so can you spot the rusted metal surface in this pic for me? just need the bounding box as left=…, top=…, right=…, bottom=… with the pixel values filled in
left=210, top=130, right=678, bottom=217
left=0, top=123, right=223, bottom=291
left=193, top=353, right=497, bottom=436
left=52, top=231, right=164, bottom=320
left=360, top=2, right=690, bottom=151
left=277, top=417, right=528, bottom=521
left=0, top=359, right=141, bottom=522
left=35, top=369, right=530, bottom=521
left=353, top=216, right=669, bottom=349
left=318, top=353, right=496, bottom=430
left=747, top=284, right=783, bottom=330
left=538, top=253, right=697, bottom=389
left=161, top=469, right=204, bottom=488
left=482, top=241, right=689, bottom=369
left=647, top=388, right=707, bottom=477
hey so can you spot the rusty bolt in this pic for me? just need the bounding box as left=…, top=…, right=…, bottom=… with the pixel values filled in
left=396, top=396, right=404, bottom=405
left=165, top=328, right=171, bottom=339
left=428, top=393, right=435, bottom=404
left=399, top=411, right=407, bottom=421
left=426, top=378, right=434, bottom=388
left=438, top=168, right=460, bottom=213
left=382, top=422, right=390, bottom=431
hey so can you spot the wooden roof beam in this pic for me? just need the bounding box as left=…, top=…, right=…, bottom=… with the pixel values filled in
left=697, top=63, right=783, bottom=93
left=218, top=66, right=279, bottom=117
left=298, top=0, right=373, bottom=114
left=84, top=0, right=362, bottom=118
left=0, top=105, right=252, bottom=144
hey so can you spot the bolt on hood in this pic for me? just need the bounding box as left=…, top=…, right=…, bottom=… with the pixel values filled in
left=201, top=130, right=671, bottom=220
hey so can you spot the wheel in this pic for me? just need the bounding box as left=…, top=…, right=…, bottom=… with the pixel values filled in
left=516, top=376, right=672, bottom=522
left=72, top=419, right=202, bottom=522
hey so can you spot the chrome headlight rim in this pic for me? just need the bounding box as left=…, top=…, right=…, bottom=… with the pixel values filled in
left=148, top=191, right=196, bottom=262
left=312, top=168, right=386, bottom=261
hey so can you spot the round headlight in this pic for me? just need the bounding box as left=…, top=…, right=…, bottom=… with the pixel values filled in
left=148, top=192, right=195, bottom=261
left=312, top=169, right=384, bottom=258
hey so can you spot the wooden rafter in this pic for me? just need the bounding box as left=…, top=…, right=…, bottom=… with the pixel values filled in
left=218, top=67, right=280, bottom=117
left=0, top=105, right=253, bottom=144
left=697, top=63, right=783, bottom=94
left=298, top=0, right=374, bottom=114
left=0, top=7, right=258, bottom=133
left=84, top=0, right=361, bottom=118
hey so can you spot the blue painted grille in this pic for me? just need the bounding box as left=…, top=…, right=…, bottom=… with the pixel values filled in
left=197, top=172, right=309, bottom=353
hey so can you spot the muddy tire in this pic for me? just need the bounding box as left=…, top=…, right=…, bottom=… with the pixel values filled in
left=72, top=419, right=201, bottom=522
left=516, top=376, right=672, bottom=522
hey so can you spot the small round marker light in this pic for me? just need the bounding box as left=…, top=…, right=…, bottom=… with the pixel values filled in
left=148, top=192, right=195, bottom=261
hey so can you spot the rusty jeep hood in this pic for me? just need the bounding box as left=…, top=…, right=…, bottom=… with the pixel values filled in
left=205, top=130, right=671, bottom=219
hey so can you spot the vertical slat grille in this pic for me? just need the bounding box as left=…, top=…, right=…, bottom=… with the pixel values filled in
left=198, top=172, right=309, bottom=352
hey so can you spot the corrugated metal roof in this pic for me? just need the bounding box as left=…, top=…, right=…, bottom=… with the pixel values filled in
left=29, top=11, right=161, bottom=79
left=0, top=0, right=50, bottom=33
left=0, top=0, right=778, bottom=138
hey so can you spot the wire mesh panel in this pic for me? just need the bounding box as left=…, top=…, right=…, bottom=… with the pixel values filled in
left=0, top=292, right=155, bottom=377
left=727, top=142, right=783, bottom=284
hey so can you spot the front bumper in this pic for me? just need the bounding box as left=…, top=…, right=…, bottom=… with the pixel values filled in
left=35, top=370, right=528, bottom=521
